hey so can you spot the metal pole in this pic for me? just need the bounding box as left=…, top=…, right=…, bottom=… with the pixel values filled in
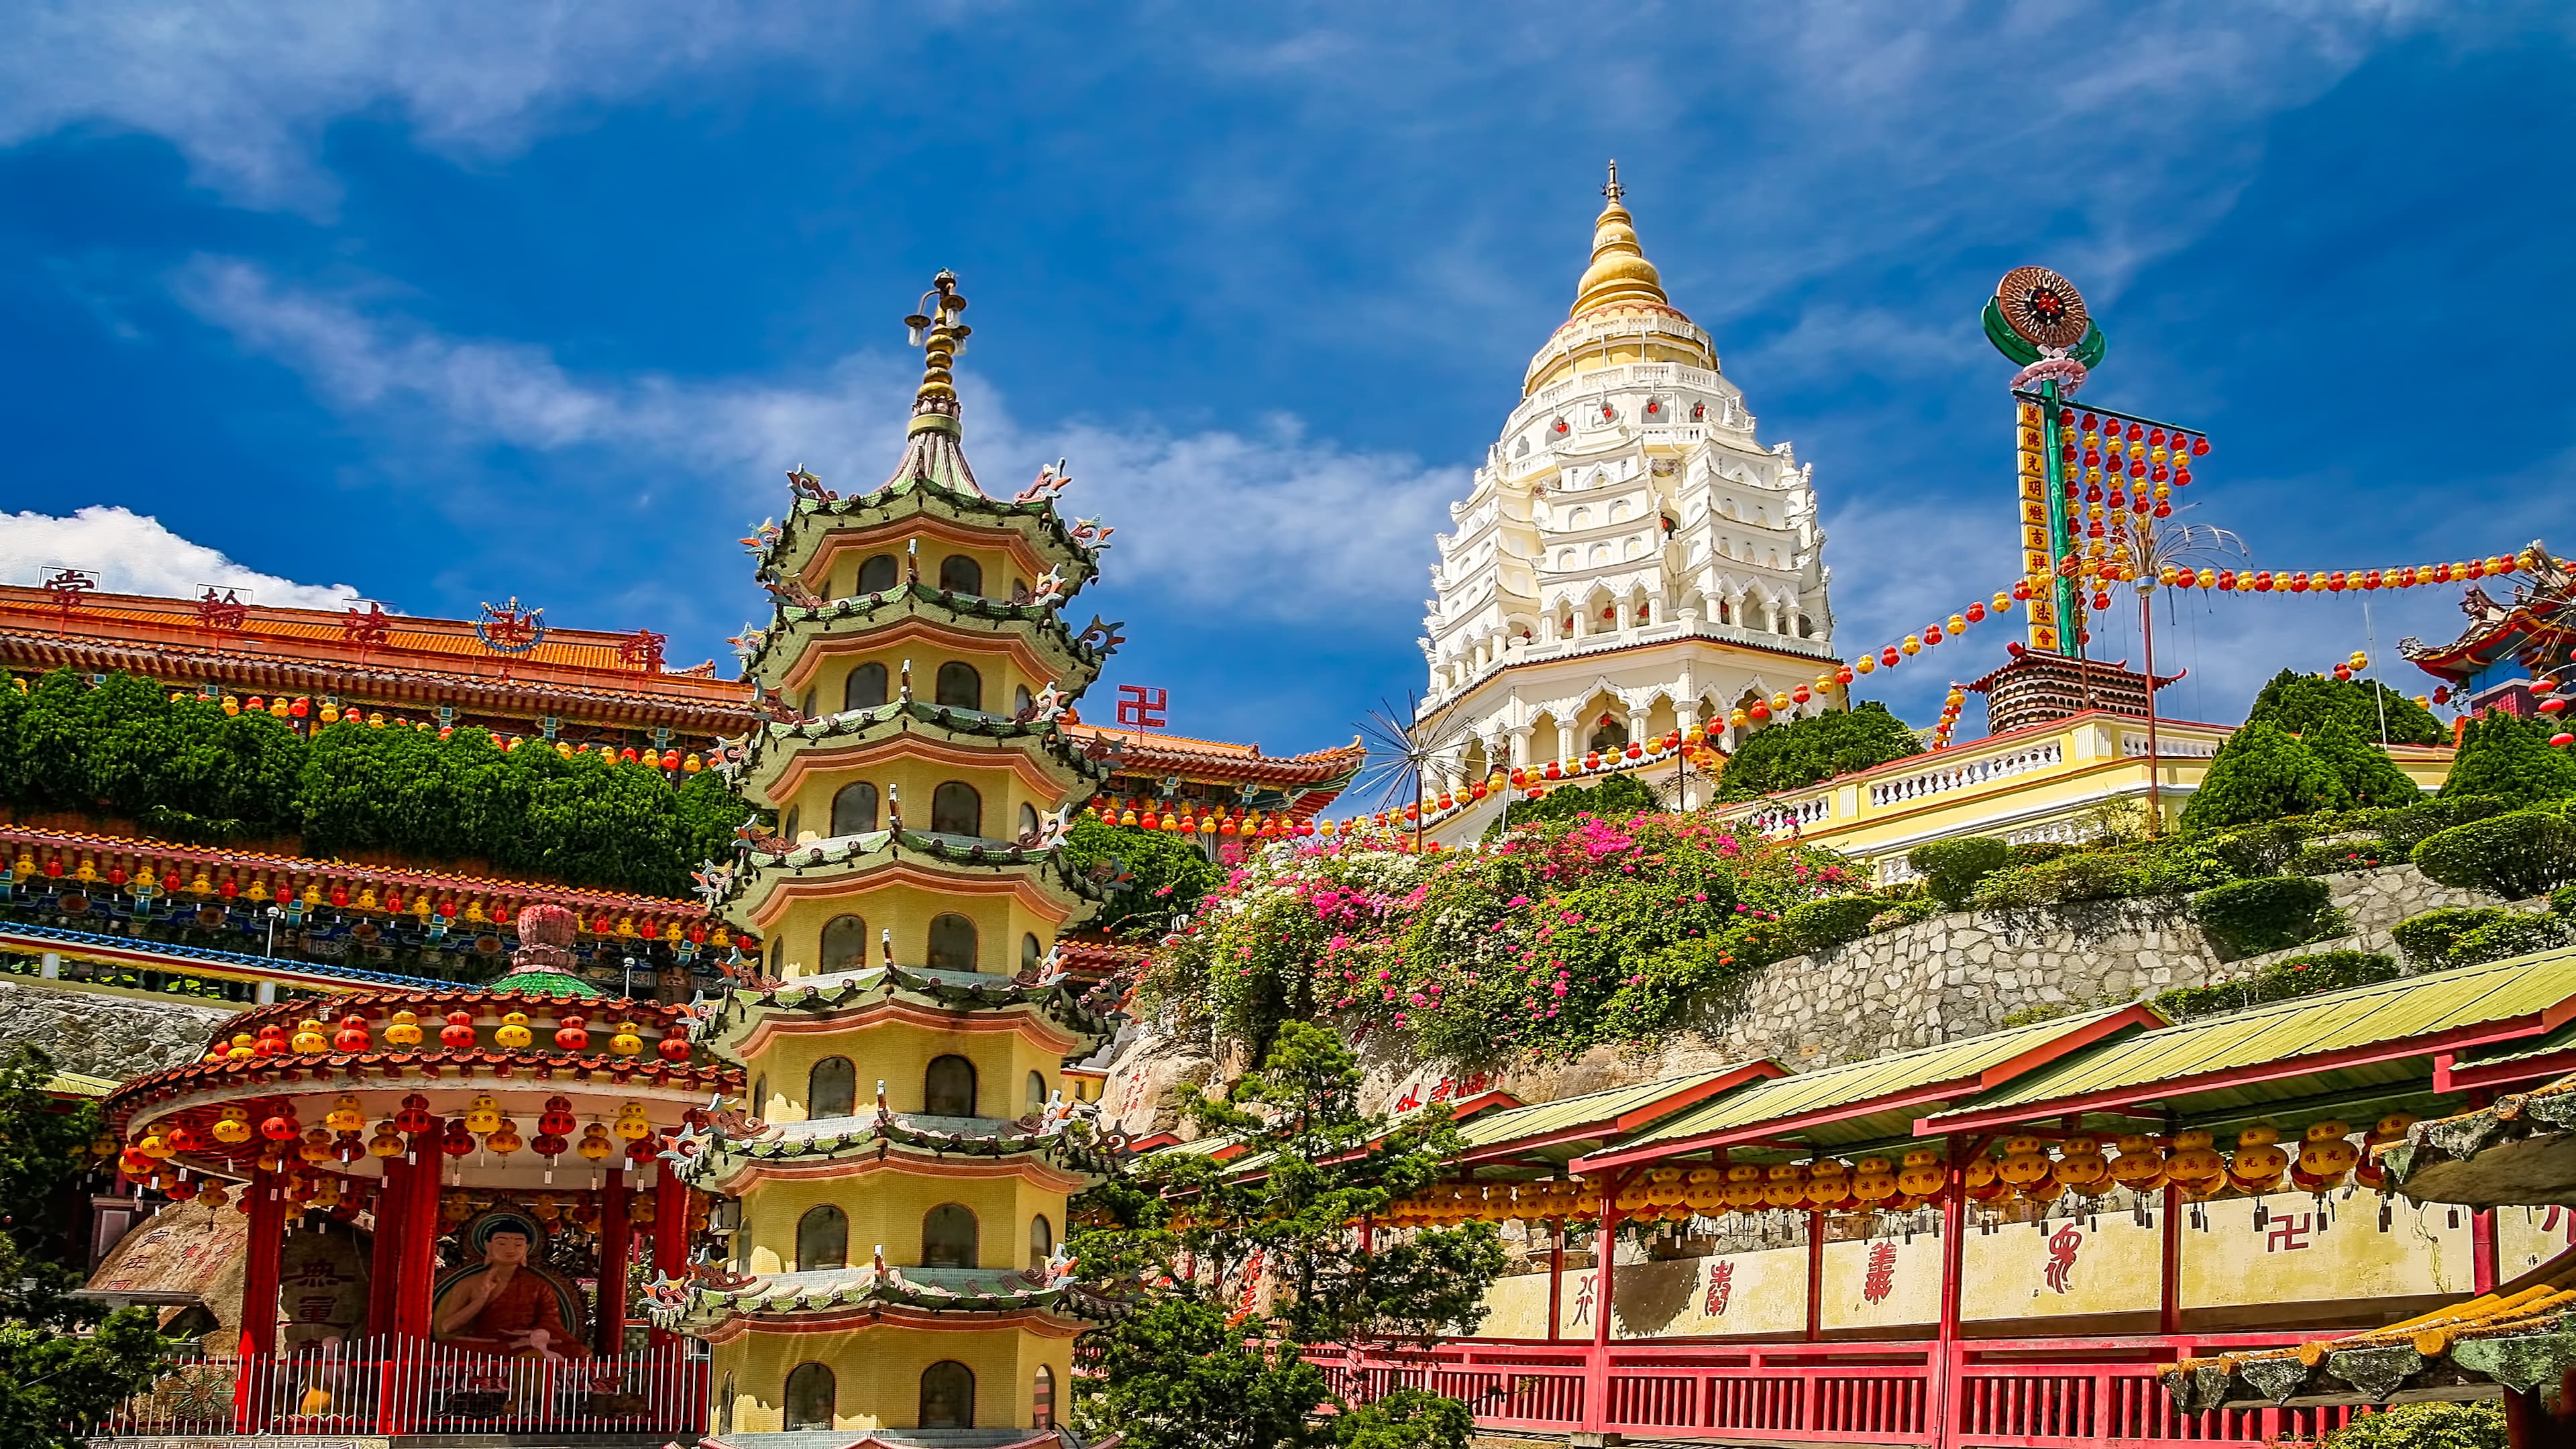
left=2140, top=588, right=2163, bottom=835
left=2365, top=600, right=2390, bottom=748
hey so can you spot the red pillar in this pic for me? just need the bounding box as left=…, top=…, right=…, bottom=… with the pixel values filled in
left=1581, top=1175, right=1623, bottom=1436
left=1931, top=1140, right=1970, bottom=1449
left=1804, top=1208, right=1825, bottom=1342
left=2159, top=1182, right=2183, bottom=1336
left=596, top=1167, right=632, bottom=1357
left=394, top=1142, right=441, bottom=1338
left=240, top=1164, right=286, bottom=1356
left=1546, top=1220, right=1564, bottom=1343
left=2475, top=1207, right=2501, bottom=1295
left=649, top=1158, right=687, bottom=1349
left=367, top=1157, right=409, bottom=1340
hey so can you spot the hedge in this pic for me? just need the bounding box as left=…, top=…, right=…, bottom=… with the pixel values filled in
left=1782, top=895, right=1884, bottom=953
left=1907, top=837, right=2008, bottom=909
left=1487, top=773, right=1661, bottom=838
left=2410, top=809, right=2576, bottom=901
left=2320, top=1400, right=2504, bottom=1449
left=0, top=667, right=745, bottom=897
left=2152, top=950, right=2400, bottom=1022
left=2179, top=719, right=2351, bottom=832
left=2189, top=876, right=2344, bottom=958
left=1968, top=837, right=2237, bottom=912
left=2390, top=906, right=2544, bottom=970
left=2377, top=796, right=2512, bottom=855
left=2446, top=913, right=2573, bottom=968
left=2301, top=713, right=2428, bottom=809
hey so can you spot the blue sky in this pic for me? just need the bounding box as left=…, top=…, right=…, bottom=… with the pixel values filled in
left=1, top=3, right=2570, bottom=751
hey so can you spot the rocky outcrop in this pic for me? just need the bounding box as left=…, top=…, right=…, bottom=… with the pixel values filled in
left=0, top=977, right=233, bottom=1080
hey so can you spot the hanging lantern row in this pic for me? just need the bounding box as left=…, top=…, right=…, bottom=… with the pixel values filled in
left=168, top=691, right=708, bottom=772
left=1085, top=798, right=1313, bottom=839
left=127, top=1093, right=695, bottom=1178
left=2056, top=553, right=2524, bottom=605
left=199, top=1009, right=692, bottom=1065
left=0, top=837, right=742, bottom=949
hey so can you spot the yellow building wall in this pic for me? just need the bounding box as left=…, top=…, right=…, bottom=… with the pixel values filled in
left=764, top=885, right=1066, bottom=980
left=818, top=541, right=1035, bottom=606
left=2497, top=1204, right=2576, bottom=1277
left=741, top=1016, right=1063, bottom=1123
left=774, top=755, right=1061, bottom=850
left=1820, top=1232, right=1942, bottom=1332
left=1477, top=1270, right=1554, bottom=1339
left=1962, top=1212, right=2161, bottom=1322
left=790, top=642, right=1046, bottom=726
left=735, top=1166, right=1065, bottom=1275
left=2178, top=1195, right=2471, bottom=1310
left=712, top=1320, right=1070, bottom=1436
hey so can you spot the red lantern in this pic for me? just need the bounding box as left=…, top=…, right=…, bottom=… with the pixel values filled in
left=394, top=1094, right=435, bottom=1135
left=260, top=1112, right=301, bottom=1143
left=168, top=1123, right=207, bottom=1154
left=1748, top=702, right=1771, bottom=722
left=1544, top=760, right=1562, bottom=780
left=1964, top=602, right=1986, bottom=623
left=1792, top=686, right=1811, bottom=705
left=554, top=1014, right=590, bottom=1052
left=254, top=1024, right=288, bottom=1057
left=2553, top=733, right=2573, bottom=749
left=332, top=1014, right=371, bottom=1053
left=1623, top=742, right=1642, bottom=760
left=1880, top=648, right=1900, bottom=668
left=627, top=1134, right=660, bottom=1165
left=439, top=1012, right=476, bottom=1050
left=1923, top=625, right=1944, bottom=645
left=657, top=1035, right=690, bottom=1063
left=539, top=1097, right=578, bottom=1136
left=440, top=1121, right=474, bottom=1157
left=1583, top=751, right=1600, bottom=768
left=1834, top=665, right=1855, bottom=686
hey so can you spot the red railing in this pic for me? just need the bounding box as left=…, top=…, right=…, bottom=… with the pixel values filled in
left=102, top=1338, right=706, bottom=1438
left=1319, top=1333, right=2365, bottom=1447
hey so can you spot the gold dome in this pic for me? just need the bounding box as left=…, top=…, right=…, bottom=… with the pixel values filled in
left=1569, top=161, right=1671, bottom=317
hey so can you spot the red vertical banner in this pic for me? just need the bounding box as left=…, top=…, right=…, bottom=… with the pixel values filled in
left=596, top=1167, right=632, bottom=1356
left=367, top=1156, right=409, bottom=1338
left=240, top=1165, right=286, bottom=1356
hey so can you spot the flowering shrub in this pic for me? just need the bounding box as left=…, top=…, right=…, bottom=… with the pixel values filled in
left=1134, top=810, right=1860, bottom=1064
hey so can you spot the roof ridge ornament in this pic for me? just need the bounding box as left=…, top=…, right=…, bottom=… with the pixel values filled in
left=883, top=269, right=987, bottom=495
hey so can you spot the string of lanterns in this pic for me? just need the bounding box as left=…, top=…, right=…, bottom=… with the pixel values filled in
left=168, top=690, right=706, bottom=772
left=1372, top=1116, right=2414, bottom=1229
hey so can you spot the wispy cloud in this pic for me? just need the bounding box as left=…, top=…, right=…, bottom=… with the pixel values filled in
left=173, top=257, right=1458, bottom=625
left=0, top=504, right=367, bottom=609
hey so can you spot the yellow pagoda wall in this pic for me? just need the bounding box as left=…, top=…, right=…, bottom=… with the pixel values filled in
left=777, top=641, right=1053, bottom=726
left=733, top=1165, right=1072, bottom=1276
left=810, top=538, right=1049, bottom=605
left=771, top=757, right=1063, bottom=846
left=761, top=886, right=1072, bottom=980
left=712, top=1320, right=1072, bottom=1436
left=739, top=1017, right=1069, bottom=1123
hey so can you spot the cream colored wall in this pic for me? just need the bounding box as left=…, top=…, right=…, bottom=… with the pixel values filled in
left=819, top=541, right=1032, bottom=604
left=774, top=756, right=1058, bottom=850
left=735, top=1166, right=1064, bottom=1275
left=713, top=1320, right=1069, bottom=1435
left=793, top=642, right=1043, bottom=724
left=2497, top=1204, right=2576, bottom=1277
left=741, top=1017, right=1060, bottom=1122
left=763, top=889, right=1062, bottom=980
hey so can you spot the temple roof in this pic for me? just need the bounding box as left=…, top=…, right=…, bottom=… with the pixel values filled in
left=2400, top=541, right=2571, bottom=684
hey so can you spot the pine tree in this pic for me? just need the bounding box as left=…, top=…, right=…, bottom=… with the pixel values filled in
left=2245, top=667, right=2445, bottom=747
left=1073, top=1023, right=1504, bottom=1448
left=2302, top=714, right=2426, bottom=809
left=2181, top=719, right=2352, bottom=831
left=2443, top=710, right=2576, bottom=807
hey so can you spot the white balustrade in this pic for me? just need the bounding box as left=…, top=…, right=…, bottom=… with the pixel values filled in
left=1868, top=742, right=2063, bottom=808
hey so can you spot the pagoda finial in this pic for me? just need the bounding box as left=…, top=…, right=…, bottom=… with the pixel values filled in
left=883, top=269, right=986, bottom=494
left=1569, top=161, right=1670, bottom=318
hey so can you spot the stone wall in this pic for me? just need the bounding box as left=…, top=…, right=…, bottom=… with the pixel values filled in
left=0, top=976, right=233, bottom=1079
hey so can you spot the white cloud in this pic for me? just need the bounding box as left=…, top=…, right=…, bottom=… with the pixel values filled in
left=174, top=257, right=1458, bottom=624
left=0, top=504, right=369, bottom=610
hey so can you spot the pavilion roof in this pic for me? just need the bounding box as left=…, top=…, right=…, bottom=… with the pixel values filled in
left=2381, top=1069, right=2576, bottom=1210
left=1449, top=1064, right=1778, bottom=1171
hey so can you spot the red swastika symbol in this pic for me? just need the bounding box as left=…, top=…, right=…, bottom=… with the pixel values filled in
left=1115, top=685, right=1168, bottom=729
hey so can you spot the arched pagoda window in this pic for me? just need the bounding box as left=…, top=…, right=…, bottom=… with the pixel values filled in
left=927, top=914, right=977, bottom=972
left=918, top=1360, right=974, bottom=1430
left=1032, top=1365, right=1054, bottom=1430
left=844, top=662, right=889, bottom=711
left=1025, top=1070, right=1046, bottom=1113
left=934, top=662, right=982, bottom=710
left=922, top=1203, right=978, bottom=1269
left=1021, top=932, right=1042, bottom=971
left=808, top=1057, right=856, bottom=1119
left=924, top=1053, right=977, bottom=1116
left=784, top=1363, right=836, bottom=1430
left=1028, top=1212, right=1053, bottom=1270
left=930, top=782, right=981, bottom=836
left=1018, top=802, right=1040, bottom=839
left=937, top=554, right=983, bottom=595
left=856, top=554, right=898, bottom=594
left=819, top=914, right=868, bottom=973
left=796, top=1205, right=848, bottom=1270
left=830, top=782, right=879, bottom=836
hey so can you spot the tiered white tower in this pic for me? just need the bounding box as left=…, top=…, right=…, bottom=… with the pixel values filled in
left=1417, top=165, right=1837, bottom=810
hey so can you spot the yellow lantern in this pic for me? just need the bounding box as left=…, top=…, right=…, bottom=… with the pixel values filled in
left=2106, top=1134, right=2166, bottom=1193
left=138, top=1130, right=176, bottom=1160
left=213, top=1107, right=254, bottom=1144
left=384, top=1011, right=423, bottom=1047
left=1854, top=655, right=1876, bottom=675
left=324, top=1094, right=366, bottom=1133
left=1996, top=1135, right=2053, bottom=1189
left=1721, top=1165, right=1766, bottom=1212
left=576, top=1124, right=614, bottom=1162
left=612, top=1102, right=653, bottom=1141
left=298, top=1127, right=333, bottom=1165
left=2293, top=1122, right=2359, bottom=1193
left=463, top=1095, right=503, bottom=1135
left=1901, top=635, right=1922, bottom=656
left=1761, top=1163, right=1807, bottom=1210
left=486, top=1120, right=524, bottom=1156
left=225, top=1033, right=258, bottom=1063
left=2051, top=1136, right=2112, bottom=1197
left=2165, top=1130, right=2226, bottom=1198
left=494, top=1012, right=534, bottom=1049
left=291, top=1019, right=331, bottom=1054
left=1803, top=1158, right=1851, bottom=1210
left=610, top=1021, right=645, bottom=1057
left=199, top=1183, right=230, bottom=1210
left=2229, top=1126, right=2290, bottom=1195
left=1895, top=1148, right=1947, bottom=1202
left=1849, top=1156, right=1899, bottom=1207
left=367, top=1122, right=402, bottom=1158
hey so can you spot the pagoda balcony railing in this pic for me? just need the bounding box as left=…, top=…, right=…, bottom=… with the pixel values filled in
left=1868, top=742, right=2065, bottom=809
left=100, top=1338, right=706, bottom=1439
left=2123, top=731, right=2220, bottom=760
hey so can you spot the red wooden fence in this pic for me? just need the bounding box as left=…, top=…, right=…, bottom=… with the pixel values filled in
left=1318, top=1333, right=2365, bottom=1447
left=102, top=1338, right=706, bottom=1438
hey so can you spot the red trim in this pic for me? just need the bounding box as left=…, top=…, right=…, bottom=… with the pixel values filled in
left=1457, top=1065, right=1782, bottom=1169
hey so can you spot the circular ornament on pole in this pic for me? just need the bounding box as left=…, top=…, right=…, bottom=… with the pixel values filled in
left=1994, top=265, right=2090, bottom=351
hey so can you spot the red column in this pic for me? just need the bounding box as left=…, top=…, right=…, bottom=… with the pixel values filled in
left=649, top=1159, right=687, bottom=1349
left=1931, top=1144, right=1970, bottom=1449
left=1805, top=1208, right=1825, bottom=1342
left=2159, top=1182, right=2182, bottom=1336
left=394, top=1141, right=441, bottom=1338
left=1581, top=1175, right=1622, bottom=1435
left=241, top=1164, right=286, bottom=1356
left=2475, top=1207, right=2500, bottom=1295
left=1546, top=1220, right=1564, bottom=1343
left=367, top=1157, right=409, bottom=1340
left=596, top=1167, right=632, bottom=1357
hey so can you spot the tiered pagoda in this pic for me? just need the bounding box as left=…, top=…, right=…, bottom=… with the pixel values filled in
left=661, top=272, right=1120, bottom=1444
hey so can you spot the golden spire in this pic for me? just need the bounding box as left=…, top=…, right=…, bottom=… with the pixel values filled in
left=887, top=270, right=983, bottom=494
left=1568, top=160, right=1671, bottom=317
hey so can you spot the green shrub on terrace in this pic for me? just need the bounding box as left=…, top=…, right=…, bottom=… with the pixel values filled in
left=2555, top=883, right=2576, bottom=918
left=1868, top=896, right=1943, bottom=932
left=2245, top=667, right=2448, bottom=749
left=2390, top=906, right=2555, bottom=970
left=2002, top=841, right=2077, bottom=868
left=1968, top=836, right=2237, bottom=912
left=2153, top=950, right=2400, bottom=1021
left=1782, top=895, right=1884, bottom=953
left=2201, top=820, right=2308, bottom=878
left=2377, top=795, right=2514, bottom=856
left=2293, top=839, right=2392, bottom=875
left=2302, top=713, right=2431, bottom=808
left=2179, top=719, right=2351, bottom=832
left=2189, top=876, right=2346, bottom=959
left=1907, top=836, right=2009, bottom=909
left=1715, top=701, right=1923, bottom=802
left=2411, top=809, right=2576, bottom=901
left=1483, top=773, right=1660, bottom=839
left=2444, top=710, right=2576, bottom=806
left=2448, top=914, right=2573, bottom=968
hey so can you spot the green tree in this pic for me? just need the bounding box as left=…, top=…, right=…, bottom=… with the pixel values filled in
left=0, top=1045, right=177, bottom=1449
left=17, top=669, right=101, bottom=811
left=1485, top=771, right=1660, bottom=838
left=2443, top=710, right=2576, bottom=807
left=2300, top=714, right=2426, bottom=810
left=1074, top=1023, right=1505, bottom=1449
left=2179, top=719, right=2351, bottom=831
left=2245, top=667, right=2445, bottom=747
left=1060, top=816, right=1223, bottom=938
left=1716, top=702, right=1922, bottom=802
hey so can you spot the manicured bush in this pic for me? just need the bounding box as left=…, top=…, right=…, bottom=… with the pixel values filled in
left=1907, top=836, right=2009, bottom=908
left=2003, top=841, right=2076, bottom=868
left=2321, top=1400, right=2503, bottom=1449
left=2189, top=875, right=2344, bottom=958
left=2301, top=713, right=2429, bottom=809
left=2392, top=906, right=2528, bottom=969
left=2292, top=839, right=2390, bottom=875
left=2153, top=950, right=2400, bottom=1021
left=2377, top=795, right=2512, bottom=855
left=2447, top=913, right=2573, bottom=967
left=2555, top=883, right=2576, bottom=918
left=1868, top=896, right=1943, bottom=932
left=1059, top=816, right=1223, bottom=938
left=2246, top=667, right=2447, bottom=747
left=2180, top=720, right=2351, bottom=832
left=2202, top=820, right=2306, bottom=878
left=1716, top=701, right=1923, bottom=802
left=1968, top=837, right=2237, bottom=912
left=2444, top=710, right=2576, bottom=806
left=1782, top=895, right=1884, bottom=953
left=2411, top=809, right=2576, bottom=900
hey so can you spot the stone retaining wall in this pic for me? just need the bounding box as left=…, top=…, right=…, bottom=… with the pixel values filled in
left=0, top=976, right=234, bottom=1079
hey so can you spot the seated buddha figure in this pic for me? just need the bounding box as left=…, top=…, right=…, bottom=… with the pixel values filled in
left=432, top=1213, right=588, bottom=1359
